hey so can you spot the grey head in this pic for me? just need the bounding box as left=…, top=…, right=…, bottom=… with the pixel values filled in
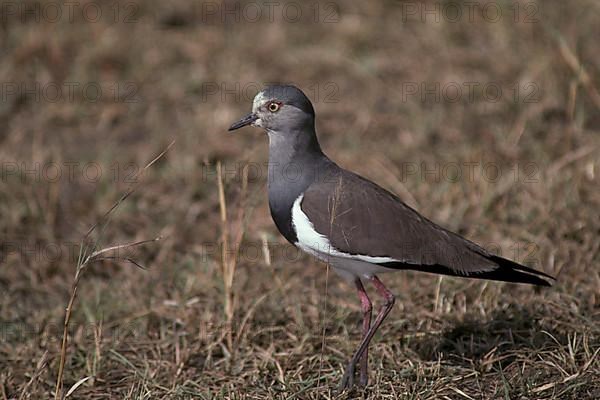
left=227, top=84, right=326, bottom=194
left=228, top=85, right=331, bottom=244
left=228, top=85, right=316, bottom=134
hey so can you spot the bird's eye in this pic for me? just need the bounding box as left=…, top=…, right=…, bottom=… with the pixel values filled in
left=268, top=102, right=281, bottom=112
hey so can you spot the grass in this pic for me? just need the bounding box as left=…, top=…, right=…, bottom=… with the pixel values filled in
left=1, top=0, right=599, bottom=398
left=53, top=141, right=172, bottom=399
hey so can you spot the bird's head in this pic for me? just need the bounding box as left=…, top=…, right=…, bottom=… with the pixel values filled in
left=228, top=85, right=315, bottom=134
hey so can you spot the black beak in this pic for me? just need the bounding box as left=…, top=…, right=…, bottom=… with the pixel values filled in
left=228, top=112, right=258, bottom=131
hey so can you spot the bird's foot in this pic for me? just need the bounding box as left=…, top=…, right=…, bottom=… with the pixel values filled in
left=339, top=362, right=355, bottom=391
left=359, top=368, right=368, bottom=388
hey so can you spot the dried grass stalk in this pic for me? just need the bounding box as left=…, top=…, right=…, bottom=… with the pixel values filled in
left=216, top=161, right=249, bottom=357
left=54, top=141, right=174, bottom=400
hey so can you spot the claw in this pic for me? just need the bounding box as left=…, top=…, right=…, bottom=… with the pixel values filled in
left=339, top=362, right=355, bottom=391
left=359, top=368, right=368, bottom=388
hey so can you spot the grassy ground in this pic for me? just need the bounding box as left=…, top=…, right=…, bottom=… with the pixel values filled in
left=1, top=0, right=599, bottom=398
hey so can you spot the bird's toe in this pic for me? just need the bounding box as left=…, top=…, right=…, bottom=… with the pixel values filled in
left=339, top=363, right=356, bottom=391
left=358, top=370, right=368, bottom=388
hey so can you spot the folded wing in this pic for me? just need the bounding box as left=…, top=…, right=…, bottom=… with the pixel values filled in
left=301, top=169, right=554, bottom=286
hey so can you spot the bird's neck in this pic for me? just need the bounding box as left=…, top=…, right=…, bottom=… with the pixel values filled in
left=266, top=127, right=325, bottom=175
left=266, top=127, right=330, bottom=244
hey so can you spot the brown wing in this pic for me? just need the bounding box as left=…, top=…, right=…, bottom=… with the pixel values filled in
left=302, top=169, right=503, bottom=275
left=301, top=165, right=554, bottom=286
left=302, top=168, right=555, bottom=286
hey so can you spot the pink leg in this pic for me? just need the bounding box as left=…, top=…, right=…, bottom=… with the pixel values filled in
left=340, top=275, right=395, bottom=390
left=355, top=279, right=372, bottom=387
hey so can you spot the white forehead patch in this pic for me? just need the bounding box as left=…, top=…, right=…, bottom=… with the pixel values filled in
left=252, top=90, right=269, bottom=113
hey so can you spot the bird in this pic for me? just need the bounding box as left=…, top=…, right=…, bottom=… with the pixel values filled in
left=228, top=84, right=555, bottom=390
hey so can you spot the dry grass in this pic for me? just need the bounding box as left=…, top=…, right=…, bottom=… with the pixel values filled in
left=1, top=0, right=599, bottom=399
left=53, top=141, right=172, bottom=399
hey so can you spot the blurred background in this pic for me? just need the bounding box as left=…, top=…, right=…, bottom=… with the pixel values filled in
left=1, top=0, right=599, bottom=398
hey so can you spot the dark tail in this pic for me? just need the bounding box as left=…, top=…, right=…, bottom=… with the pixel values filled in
left=380, top=255, right=556, bottom=286
left=481, top=255, right=556, bottom=286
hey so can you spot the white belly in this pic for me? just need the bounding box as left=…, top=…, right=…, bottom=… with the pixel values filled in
left=307, top=250, right=396, bottom=282
left=291, top=193, right=399, bottom=282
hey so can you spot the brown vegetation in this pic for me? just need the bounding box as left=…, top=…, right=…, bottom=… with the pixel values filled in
left=1, top=1, right=599, bottom=398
